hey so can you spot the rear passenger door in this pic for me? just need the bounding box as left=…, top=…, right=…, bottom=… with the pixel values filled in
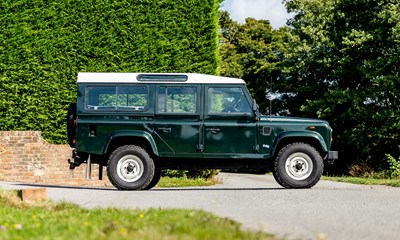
left=153, top=85, right=202, bottom=157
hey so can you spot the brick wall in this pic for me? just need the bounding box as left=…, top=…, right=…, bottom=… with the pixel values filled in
left=0, top=131, right=111, bottom=187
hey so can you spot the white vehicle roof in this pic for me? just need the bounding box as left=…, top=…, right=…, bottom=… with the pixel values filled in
left=77, top=72, right=245, bottom=84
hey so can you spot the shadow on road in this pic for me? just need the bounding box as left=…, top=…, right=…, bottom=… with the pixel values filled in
left=12, top=183, right=115, bottom=191
left=11, top=183, right=284, bottom=191
left=150, top=187, right=285, bottom=191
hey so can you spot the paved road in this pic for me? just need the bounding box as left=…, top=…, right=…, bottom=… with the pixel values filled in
left=1, top=173, right=400, bottom=240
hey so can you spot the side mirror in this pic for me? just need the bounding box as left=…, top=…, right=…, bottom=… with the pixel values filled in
left=252, top=99, right=259, bottom=122
left=252, top=99, right=258, bottom=112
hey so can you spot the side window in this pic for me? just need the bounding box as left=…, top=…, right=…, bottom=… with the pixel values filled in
left=208, top=87, right=252, bottom=114
left=85, top=86, right=148, bottom=111
left=157, top=86, right=197, bottom=114
left=115, top=86, right=148, bottom=110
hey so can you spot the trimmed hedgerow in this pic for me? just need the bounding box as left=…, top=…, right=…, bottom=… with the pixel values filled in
left=0, top=0, right=221, bottom=143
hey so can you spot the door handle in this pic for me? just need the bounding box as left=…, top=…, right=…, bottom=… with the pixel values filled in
left=88, top=124, right=97, bottom=137
left=207, top=128, right=220, bottom=134
left=158, top=127, right=171, bottom=133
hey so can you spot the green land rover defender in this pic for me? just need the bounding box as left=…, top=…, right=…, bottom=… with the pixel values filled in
left=67, top=72, right=338, bottom=190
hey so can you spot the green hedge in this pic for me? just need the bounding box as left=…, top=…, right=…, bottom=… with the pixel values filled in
left=0, top=0, right=221, bottom=143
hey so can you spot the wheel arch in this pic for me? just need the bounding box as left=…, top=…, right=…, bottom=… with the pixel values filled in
left=103, top=131, right=159, bottom=157
left=271, top=131, right=327, bottom=158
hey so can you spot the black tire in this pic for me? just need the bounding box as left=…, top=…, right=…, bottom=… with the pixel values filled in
left=144, top=169, right=162, bottom=190
left=107, top=145, right=155, bottom=190
left=273, top=143, right=323, bottom=189
left=66, top=103, right=77, bottom=148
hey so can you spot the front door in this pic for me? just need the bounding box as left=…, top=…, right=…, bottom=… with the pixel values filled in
left=203, top=86, right=257, bottom=157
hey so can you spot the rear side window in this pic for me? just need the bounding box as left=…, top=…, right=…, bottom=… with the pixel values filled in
left=157, top=86, right=197, bottom=114
left=85, top=86, right=148, bottom=111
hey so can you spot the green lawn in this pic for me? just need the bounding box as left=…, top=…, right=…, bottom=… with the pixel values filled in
left=0, top=190, right=274, bottom=240
left=157, top=176, right=220, bottom=188
left=322, top=176, right=400, bottom=187
left=159, top=174, right=399, bottom=188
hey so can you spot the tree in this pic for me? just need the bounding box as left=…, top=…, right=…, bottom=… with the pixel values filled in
left=281, top=0, right=400, bottom=172
left=0, top=0, right=222, bottom=143
left=219, top=11, right=286, bottom=114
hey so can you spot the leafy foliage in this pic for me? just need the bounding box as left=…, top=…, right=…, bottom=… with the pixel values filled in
left=218, top=1, right=399, bottom=174
left=219, top=11, right=285, bottom=114
left=0, top=0, right=221, bottom=143
left=281, top=0, right=400, bottom=171
left=386, top=154, right=400, bottom=179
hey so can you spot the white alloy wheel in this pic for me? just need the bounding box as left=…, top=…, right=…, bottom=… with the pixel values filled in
left=285, top=152, right=313, bottom=180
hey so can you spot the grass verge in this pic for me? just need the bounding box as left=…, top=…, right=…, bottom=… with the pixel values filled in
left=0, top=189, right=274, bottom=240
left=322, top=176, right=400, bottom=187
left=157, top=176, right=220, bottom=188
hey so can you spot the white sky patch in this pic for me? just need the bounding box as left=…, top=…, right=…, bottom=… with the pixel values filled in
left=220, top=0, right=293, bottom=29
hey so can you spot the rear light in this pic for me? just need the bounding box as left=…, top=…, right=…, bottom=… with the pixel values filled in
left=74, top=119, right=76, bottom=124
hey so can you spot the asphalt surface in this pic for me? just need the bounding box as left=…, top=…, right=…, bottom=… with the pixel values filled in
left=1, top=172, right=400, bottom=240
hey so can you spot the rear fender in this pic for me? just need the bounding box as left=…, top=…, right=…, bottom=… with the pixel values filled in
left=103, top=130, right=159, bottom=156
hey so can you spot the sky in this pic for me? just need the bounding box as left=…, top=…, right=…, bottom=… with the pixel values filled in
left=220, top=0, right=293, bottom=29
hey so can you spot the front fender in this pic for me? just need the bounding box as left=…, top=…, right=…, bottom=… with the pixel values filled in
left=272, top=131, right=328, bottom=155
left=103, top=130, right=159, bottom=155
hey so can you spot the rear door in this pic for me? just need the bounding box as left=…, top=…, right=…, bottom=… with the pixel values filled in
left=153, top=85, right=202, bottom=157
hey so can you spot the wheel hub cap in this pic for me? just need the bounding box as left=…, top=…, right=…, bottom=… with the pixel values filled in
left=285, top=153, right=313, bottom=180
left=116, top=155, right=144, bottom=182
left=126, top=163, right=135, bottom=173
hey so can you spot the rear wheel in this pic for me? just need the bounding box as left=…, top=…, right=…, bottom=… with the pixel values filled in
left=273, top=143, right=323, bottom=188
left=107, top=145, right=155, bottom=190
left=144, top=169, right=162, bottom=190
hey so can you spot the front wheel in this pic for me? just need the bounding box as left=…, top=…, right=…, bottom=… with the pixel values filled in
left=107, top=145, right=155, bottom=190
left=273, top=143, right=323, bottom=188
